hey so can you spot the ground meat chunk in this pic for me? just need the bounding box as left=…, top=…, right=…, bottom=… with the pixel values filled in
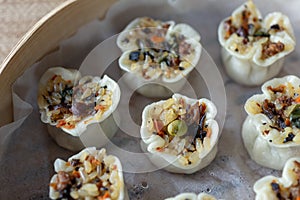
left=179, top=41, right=192, bottom=56
left=262, top=99, right=277, bottom=120
left=56, top=171, right=71, bottom=191
left=261, top=41, right=285, bottom=60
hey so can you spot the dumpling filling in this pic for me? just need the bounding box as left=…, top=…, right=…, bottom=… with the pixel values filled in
left=40, top=75, right=113, bottom=130
left=119, top=17, right=173, bottom=51
left=222, top=1, right=286, bottom=58
left=268, top=161, right=300, bottom=199
left=125, top=31, right=194, bottom=80
left=49, top=148, right=124, bottom=200
left=118, top=16, right=201, bottom=83
left=146, top=97, right=212, bottom=166
left=40, top=74, right=74, bottom=128
left=246, top=82, right=300, bottom=144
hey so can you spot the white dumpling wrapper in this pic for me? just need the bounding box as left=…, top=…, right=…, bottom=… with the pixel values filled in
left=165, top=192, right=217, bottom=200
left=166, top=23, right=201, bottom=42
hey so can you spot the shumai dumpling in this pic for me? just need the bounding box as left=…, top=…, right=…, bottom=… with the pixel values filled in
left=141, top=93, right=219, bottom=174
left=38, top=67, right=120, bottom=151
left=254, top=157, right=300, bottom=200
left=218, top=0, right=295, bottom=86
left=49, top=147, right=127, bottom=200
left=117, top=17, right=202, bottom=98
left=242, top=75, right=300, bottom=170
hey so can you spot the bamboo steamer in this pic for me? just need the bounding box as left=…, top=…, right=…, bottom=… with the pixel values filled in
left=0, top=0, right=117, bottom=126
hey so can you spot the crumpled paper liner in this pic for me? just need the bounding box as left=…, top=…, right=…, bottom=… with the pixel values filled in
left=0, top=0, right=299, bottom=199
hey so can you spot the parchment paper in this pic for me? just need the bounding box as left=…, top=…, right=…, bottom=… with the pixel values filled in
left=1, top=0, right=300, bottom=199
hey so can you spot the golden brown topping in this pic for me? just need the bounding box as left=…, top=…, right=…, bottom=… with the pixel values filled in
left=224, top=18, right=237, bottom=40
left=261, top=41, right=285, bottom=60
left=257, top=82, right=300, bottom=143
left=267, top=85, right=286, bottom=94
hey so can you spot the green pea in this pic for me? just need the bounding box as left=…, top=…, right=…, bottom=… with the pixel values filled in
left=167, top=120, right=188, bottom=136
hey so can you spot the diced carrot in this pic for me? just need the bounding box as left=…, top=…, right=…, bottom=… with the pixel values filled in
left=66, top=124, right=75, bottom=129
left=285, top=118, right=291, bottom=126
left=103, top=192, right=110, bottom=198
left=56, top=120, right=66, bottom=128
left=151, top=35, right=165, bottom=43
left=295, top=96, right=300, bottom=103
left=95, top=105, right=105, bottom=111
left=49, top=183, right=57, bottom=189
left=64, top=123, right=75, bottom=129
left=157, top=130, right=165, bottom=137
left=72, top=170, right=80, bottom=178
left=98, top=191, right=110, bottom=200
left=156, top=147, right=164, bottom=152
